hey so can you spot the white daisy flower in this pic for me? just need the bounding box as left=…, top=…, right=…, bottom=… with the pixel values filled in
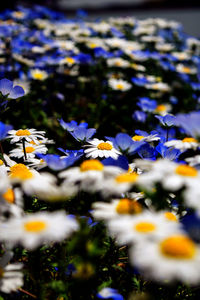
left=27, top=158, right=47, bottom=169
left=28, top=180, right=78, bottom=202
left=162, top=164, right=200, bottom=191
left=9, top=143, right=48, bottom=160
left=165, top=137, right=199, bottom=151
left=100, top=171, right=139, bottom=197
left=132, top=134, right=160, bottom=143
left=59, top=159, right=122, bottom=193
left=137, top=159, right=200, bottom=191
left=107, top=211, right=181, bottom=245
left=0, top=211, right=79, bottom=250
left=186, top=155, right=200, bottom=167
left=130, top=233, right=200, bottom=284
left=7, top=128, right=46, bottom=144
left=30, top=69, right=48, bottom=81
left=92, top=198, right=143, bottom=221
left=84, top=139, right=120, bottom=159
left=176, top=64, right=197, bottom=75
left=184, top=185, right=200, bottom=216
left=145, top=82, right=171, bottom=93
left=155, top=43, right=174, bottom=52
left=108, top=78, right=132, bottom=91
left=171, top=52, right=191, bottom=61
left=107, top=58, right=130, bottom=68
left=154, top=103, right=172, bottom=115
left=6, top=160, right=56, bottom=196
left=59, top=56, right=76, bottom=66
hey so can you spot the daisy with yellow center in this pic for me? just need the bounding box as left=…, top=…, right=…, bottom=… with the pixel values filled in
left=137, top=159, right=200, bottom=192
left=165, top=137, right=199, bottom=150
left=92, top=198, right=142, bottom=221
left=84, top=138, right=120, bottom=159
left=9, top=142, right=48, bottom=160
left=59, top=57, right=76, bottom=66
left=131, top=233, right=200, bottom=284
left=0, top=211, right=79, bottom=250
left=154, top=103, right=171, bottom=115
left=100, top=170, right=140, bottom=197
left=146, top=82, right=171, bottom=92
left=30, top=69, right=48, bottom=81
left=163, top=163, right=200, bottom=191
left=11, top=11, right=26, bottom=19
left=108, top=78, right=132, bottom=91
left=132, top=134, right=159, bottom=143
left=107, top=211, right=181, bottom=245
left=59, top=159, right=122, bottom=193
left=176, top=64, right=197, bottom=74
left=107, top=58, right=130, bottom=68
left=9, top=164, right=34, bottom=181
left=8, top=128, right=46, bottom=144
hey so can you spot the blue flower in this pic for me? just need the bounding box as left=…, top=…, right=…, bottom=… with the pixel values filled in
left=137, top=97, right=157, bottom=112
left=0, top=78, right=25, bottom=99
left=155, top=114, right=176, bottom=127
left=102, top=155, right=129, bottom=171
left=156, top=143, right=181, bottom=161
left=0, top=121, right=12, bottom=140
left=70, top=127, right=96, bottom=142
left=58, top=148, right=84, bottom=158
left=106, top=133, right=144, bottom=155
left=36, top=153, right=80, bottom=171
left=138, top=144, right=157, bottom=160
left=132, top=110, right=146, bottom=123
left=175, top=111, right=200, bottom=138
left=59, top=119, right=88, bottom=132
left=181, top=213, right=200, bottom=243
left=97, top=288, right=123, bottom=300
left=131, top=77, right=149, bottom=87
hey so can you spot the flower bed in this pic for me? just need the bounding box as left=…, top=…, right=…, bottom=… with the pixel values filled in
left=0, top=5, right=200, bottom=300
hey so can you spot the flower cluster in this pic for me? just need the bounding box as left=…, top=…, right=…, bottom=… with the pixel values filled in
left=0, top=4, right=200, bottom=300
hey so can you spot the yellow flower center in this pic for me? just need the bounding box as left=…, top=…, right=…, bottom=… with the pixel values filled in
left=134, top=221, right=156, bottom=233
left=89, top=43, right=98, bottom=48
left=160, top=235, right=196, bottom=259
left=114, top=61, right=122, bottom=67
left=16, top=129, right=31, bottom=136
left=24, top=220, right=47, bottom=233
left=97, top=142, right=113, bottom=150
left=33, top=73, right=45, bottom=80
left=80, top=160, right=104, bottom=172
left=115, top=172, right=138, bottom=183
left=164, top=212, right=177, bottom=222
left=182, top=137, right=197, bottom=143
left=116, top=83, right=124, bottom=90
left=182, top=67, right=191, bottom=73
left=155, top=104, right=166, bottom=112
left=116, top=198, right=142, bottom=214
left=175, top=164, right=198, bottom=177
left=25, top=146, right=35, bottom=153
left=13, top=11, right=24, bottom=18
left=2, top=188, right=15, bottom=204
left=10, top=164, right=33, bottom=180
left=0, top=159, right=4, bottom=165
left=132, top=135, right=144, bottom=141
left=156, top=77, right=162, bottom=82
left=65, top=57, right=75, bottom=64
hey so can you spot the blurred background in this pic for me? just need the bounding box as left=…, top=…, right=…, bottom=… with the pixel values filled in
left=2, top=0, right=200, bottom=36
